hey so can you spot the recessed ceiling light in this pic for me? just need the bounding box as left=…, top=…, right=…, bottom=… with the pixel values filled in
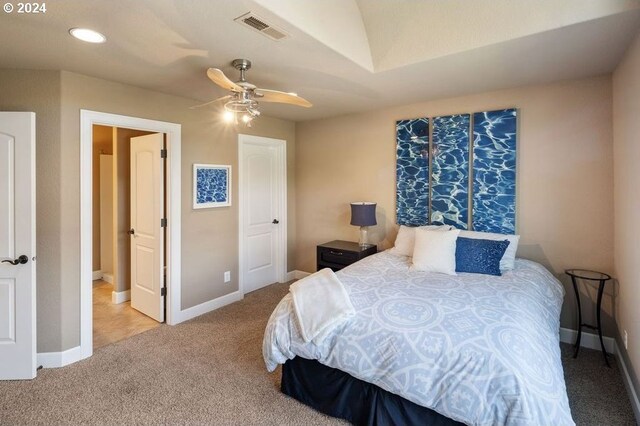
left=69, top=28, right=106, bottom=43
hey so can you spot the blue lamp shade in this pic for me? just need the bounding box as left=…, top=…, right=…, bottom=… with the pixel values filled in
left=350, top=202, right=377, bottom=227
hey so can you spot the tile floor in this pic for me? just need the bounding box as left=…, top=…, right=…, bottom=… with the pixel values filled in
left=93, top=280, right=160, bottom=349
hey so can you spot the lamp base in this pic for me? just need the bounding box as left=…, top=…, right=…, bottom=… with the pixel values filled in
left=359, top=226, right=371, bottom=248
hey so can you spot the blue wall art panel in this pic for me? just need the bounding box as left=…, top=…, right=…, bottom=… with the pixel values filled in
left=472, top=109, right=517, bottom=234
left=193, top=164, right=231, bottom=209
left=396, top=118, right=429, bottom=225
left=431, top=114, right=470, bottom=229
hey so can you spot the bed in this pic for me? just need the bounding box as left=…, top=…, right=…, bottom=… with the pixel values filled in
left=263, top=251, right=574, bottom=425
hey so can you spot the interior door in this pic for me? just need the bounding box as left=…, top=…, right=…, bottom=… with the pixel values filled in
left=241, top=139, right=282, bottom=293
left=0, top=112, right=36, bottom=380
left=130, top=133, right=164, bottom=322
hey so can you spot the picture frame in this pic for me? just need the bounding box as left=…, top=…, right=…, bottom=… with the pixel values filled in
left=193, top=164, right=231, bottom=209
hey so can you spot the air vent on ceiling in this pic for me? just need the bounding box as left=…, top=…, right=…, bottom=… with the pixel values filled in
left=234, top=12, right=289, bottom=41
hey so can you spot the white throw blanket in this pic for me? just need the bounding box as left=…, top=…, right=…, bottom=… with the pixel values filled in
left=289, top=268, right=355, bottom=343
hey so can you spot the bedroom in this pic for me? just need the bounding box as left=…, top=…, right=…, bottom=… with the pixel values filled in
left=0, top=0, right=639, bottom=424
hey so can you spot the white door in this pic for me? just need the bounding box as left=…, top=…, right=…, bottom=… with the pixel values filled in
left=0, top=112, right=36, bottom=380
left=240, top=135, right=286, bottom=293
left=130, top=134, right=164, bottom=322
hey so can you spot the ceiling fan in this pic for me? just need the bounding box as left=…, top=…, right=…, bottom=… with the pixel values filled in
left=193, top=59, right=312, bottom=126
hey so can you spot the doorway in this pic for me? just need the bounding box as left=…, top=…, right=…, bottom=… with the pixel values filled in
left=80, top=111, right=182, bottom=361
left=238, top=134, right=287, bottom=294
left=91, top=125, right=163, bottom=349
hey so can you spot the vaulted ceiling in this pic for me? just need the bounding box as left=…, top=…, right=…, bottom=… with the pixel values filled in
left=1, top=0, right=639, bottom=121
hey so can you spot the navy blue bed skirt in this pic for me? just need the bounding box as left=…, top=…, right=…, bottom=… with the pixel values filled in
left=281, top=357, right=463, bottom=426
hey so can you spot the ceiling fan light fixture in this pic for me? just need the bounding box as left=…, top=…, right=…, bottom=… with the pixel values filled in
left=198, top=58, right=312, bottom=125
left=223, top=111, right=235, bottom=122
left=69, top=28, right=107, bottom=43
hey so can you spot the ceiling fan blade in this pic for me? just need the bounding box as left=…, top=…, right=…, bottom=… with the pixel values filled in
left=207, top=68, right=243, bottom=92
left=189, top=95, right=232, bottom=109
left=255, top=89, right=312, bottom=108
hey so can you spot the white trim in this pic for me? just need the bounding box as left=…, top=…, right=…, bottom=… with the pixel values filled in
left=177, top=291, right=243, bottom=323
left=238, top=135, right=287, bottom=294
left=101, top=273, right=113, bottom=284
left=80, top=110, right=182, bottom=364
left=111, top=290, right=131, bottom=304
left=294, top=270, right=311, bottom=280
left=615, top=341, right=640, bottom=422
left=92, top=270, right=102, bottom=280
left=285, top=270, right=312, bottom=281
left=37, top=346, right=83, bottom=369
left=559, top=327, right=615, bottom=354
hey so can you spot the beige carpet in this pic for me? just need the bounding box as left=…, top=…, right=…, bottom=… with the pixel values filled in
left=0, top=282, right=636, bottom=425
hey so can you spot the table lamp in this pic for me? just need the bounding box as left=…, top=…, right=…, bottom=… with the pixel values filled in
left=350, top=202, right=376, bottom=247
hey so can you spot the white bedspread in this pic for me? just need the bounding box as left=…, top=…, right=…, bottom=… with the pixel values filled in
left=263, top=251, right=574, bottom=425
left=290, top=268, right=355, bottom=343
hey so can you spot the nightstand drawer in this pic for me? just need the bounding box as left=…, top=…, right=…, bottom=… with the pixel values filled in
left=316, top=240, right=377, bottom=272
left=320, top=249, right=358, bottom=266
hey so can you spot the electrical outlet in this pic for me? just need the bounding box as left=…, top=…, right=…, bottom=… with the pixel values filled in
left=624, top=330, right=628, bottom=350
left=224, top=271, right=231, bottom=283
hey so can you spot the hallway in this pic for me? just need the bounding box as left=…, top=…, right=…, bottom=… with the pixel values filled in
left=93, top=280, right=160, bottom=349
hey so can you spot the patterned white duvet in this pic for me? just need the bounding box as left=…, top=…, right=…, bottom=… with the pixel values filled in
left=263, top=251, right=574, bottom=425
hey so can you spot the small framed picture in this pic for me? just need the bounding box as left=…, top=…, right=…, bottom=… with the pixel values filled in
left=193, top=164, right=231, bottom=209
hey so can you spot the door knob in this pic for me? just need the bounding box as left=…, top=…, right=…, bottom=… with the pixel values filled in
left=2, top=255, right=29, bottom=265
left=272, top=219, right=279, bottom=224
left=128, top=228, right=135, bottom=235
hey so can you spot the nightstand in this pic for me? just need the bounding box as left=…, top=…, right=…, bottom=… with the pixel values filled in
left=317, top=240, right=377, bottom=272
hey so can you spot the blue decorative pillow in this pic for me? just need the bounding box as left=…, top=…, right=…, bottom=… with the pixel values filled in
left=455, top=237, right=510, bottom=276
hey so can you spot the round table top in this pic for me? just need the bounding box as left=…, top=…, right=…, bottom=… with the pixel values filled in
left=565, top=269, right=612, bottom=281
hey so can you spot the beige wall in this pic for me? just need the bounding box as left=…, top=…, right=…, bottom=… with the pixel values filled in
left=0, top=69, right=296, bottom=352
left=98, top=153, right=114, bottom=276
left=55, top=71, right=296, bottom=350
left=92, top=125, right=113, bottom=271
left=613, top=30, right=640, bottom=399
left=0, top=70, right=63, bottom=352
left=296, top=75, right=615, bottom=335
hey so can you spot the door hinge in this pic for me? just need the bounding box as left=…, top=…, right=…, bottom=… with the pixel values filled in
left=160, top=149, right=167, bottom=159
left=161, top=287, right=166, bottom=297
left=161, top=218, right=167, bottom=227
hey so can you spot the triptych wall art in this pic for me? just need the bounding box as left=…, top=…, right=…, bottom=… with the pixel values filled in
left=193, top=164, right=231, bottom=209
left=396, top=109, right=517, bottom=234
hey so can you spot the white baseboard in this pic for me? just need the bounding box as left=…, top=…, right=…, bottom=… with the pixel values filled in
left=112, top=290, right=131, bottom=304
left=294, top=270, right=311, bottom=279
left=37, top=345, right=83, bottom=368
left=286, top=270, right=311, bottom=281
left=177, top=290, right=243, bottom=323
left=559, top=327, right=615, bottom=354
left=92, top=270, right=102, bottom=280
left=615, top=341, right=640, bottom=422
left=102, top=273, right=114, bottom=284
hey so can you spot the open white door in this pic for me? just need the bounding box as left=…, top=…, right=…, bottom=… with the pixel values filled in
left=239, top=135, right=286, bottom=294
left=130, top=133, right=164, bottom=322
left=0, top=112, right=36, bottom=380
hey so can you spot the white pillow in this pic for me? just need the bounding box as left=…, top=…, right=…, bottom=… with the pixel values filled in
left=390, top=225, right=452, bottom=257
left=411, top=228, right=461, bottom=275
left=459, top=230, right=520, bottom=272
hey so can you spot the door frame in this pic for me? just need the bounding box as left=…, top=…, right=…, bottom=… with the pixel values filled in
left=238, top=134, right=287, bottom=295
left=80, top=110, right=181, bottom=360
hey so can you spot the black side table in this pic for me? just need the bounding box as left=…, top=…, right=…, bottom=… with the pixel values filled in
left=565, top=269, right=612, bottom=367
left=317, top=240, right=377, bottom=272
